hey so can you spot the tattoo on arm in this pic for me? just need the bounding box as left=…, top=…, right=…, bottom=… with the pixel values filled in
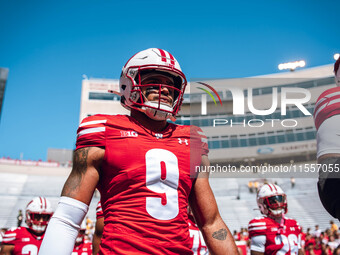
left=61, top=148, right=90, bottom=197
left=212, top=228, right=227, bottom=240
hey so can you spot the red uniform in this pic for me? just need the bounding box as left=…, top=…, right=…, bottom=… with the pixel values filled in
left=72, top=240, right=92, bottom=255
left=188, top=215, right=209, bottom=255
left=313, top=87, right=340, bottom=130
left=2, top=227, right=44, bottom=255
left=96, top=201, right=103, bottom=219
left=248, top=216, right=302, bottom=255
left=76, top=114, right=208, bottom=255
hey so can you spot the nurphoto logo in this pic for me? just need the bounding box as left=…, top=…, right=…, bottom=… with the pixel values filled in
left=196, top=81, right=311, bottom=128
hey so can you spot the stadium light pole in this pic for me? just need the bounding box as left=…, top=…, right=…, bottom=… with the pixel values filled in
left=278, top=60, right=306, bottom=72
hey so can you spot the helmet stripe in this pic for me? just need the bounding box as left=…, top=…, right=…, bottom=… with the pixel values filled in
left=39, top=197, right=43, bottom=209
left=272, top=184, right=278, bottom=192
left=158, top=48, right=167, bottom=63
left=267, top=184, right=273, bottom=191
left=43, top=197, right=47, bottom=210
left=168, top=52, right=175, bottom=66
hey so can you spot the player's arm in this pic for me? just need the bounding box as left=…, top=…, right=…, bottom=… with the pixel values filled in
left=92, top=216, right=104, bottom=255
left=189, top=155, right=239, bottom=255
left=61, top=147, right=103, bottom=203
left=0, top=244, right=14, bottom=255
left=38, top=146, right=104, bottom=255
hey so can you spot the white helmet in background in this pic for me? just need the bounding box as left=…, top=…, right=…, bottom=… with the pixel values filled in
left=118, top=48, right=187, bottom=121
left=257, top=184, right=287, bottom=218
left=25, top=197, right=53, bottom=234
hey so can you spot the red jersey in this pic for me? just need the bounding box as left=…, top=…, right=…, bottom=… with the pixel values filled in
left=248, top=216, right=302, bottom=255
left=188, top=215, right=209, bottom=255
left=72, top=240, right=92, bottom=255
left=2, top=227, right=44, bottom=255
left=96, top=201, right=103, bottom=219
left=76, top=114, right=208, bottom=255
left=314, top=86, right=340, bottom=130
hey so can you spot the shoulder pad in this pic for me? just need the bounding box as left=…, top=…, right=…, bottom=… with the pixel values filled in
left=76, top=115, right=108, bottom=149
left=248, top=218, right=267, bottom=237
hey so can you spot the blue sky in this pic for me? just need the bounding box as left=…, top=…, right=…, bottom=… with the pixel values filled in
left=0, top=0, right=339, bottom=161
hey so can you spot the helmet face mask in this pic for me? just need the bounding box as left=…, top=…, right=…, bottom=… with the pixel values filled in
left=257, top=184, right=287, bottom=219
left=263, top=194, right=287, bottom=218
left=138, top=71, right=182, bottom=118
left=119, top=48, right=187, bottom=121
left=25, top=197, right=53, bottom=235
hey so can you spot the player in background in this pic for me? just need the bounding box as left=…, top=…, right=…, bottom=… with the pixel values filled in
left=39, top=48, right=238, bottom=255
left=92, top=202, right=103, bottom=255
left=314, top=57, right=340, bottom=220
left=72, top=220, right=92, bottom=255
left=0, top=197, right=53, bottom=255
left=248, top=184, right=303, bottom=255
left=188, top=207, right=209, bottom=255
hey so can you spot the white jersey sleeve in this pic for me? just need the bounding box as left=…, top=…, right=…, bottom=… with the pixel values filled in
left=250, top=235, right=266, bottom=253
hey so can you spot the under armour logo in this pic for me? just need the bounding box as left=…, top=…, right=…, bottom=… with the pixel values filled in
left=155, top=133, right=163, bottom=139
left=178, top=138, right=188, bottom=145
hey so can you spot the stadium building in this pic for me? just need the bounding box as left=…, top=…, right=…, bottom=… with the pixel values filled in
left=178, top=64, right=334, bottom=169
left=79, top=77, right=128, bottom=122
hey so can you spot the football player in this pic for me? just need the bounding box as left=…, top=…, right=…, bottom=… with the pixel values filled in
left=188, top=208, right=209, bottom=255
left=248, top=184, right=303, bottom=255
left=39, top=48, right=238, bottom=255
left=72, top=220, right=92, bottom=255
left=0, top=197, right=53, bottom=255
left=314, top=57, right=340, bottom=220
left=92, top=201, right=103, bottom=255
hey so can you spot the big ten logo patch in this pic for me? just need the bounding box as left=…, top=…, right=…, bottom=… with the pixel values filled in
left=120, top=131, right=138, bottom=137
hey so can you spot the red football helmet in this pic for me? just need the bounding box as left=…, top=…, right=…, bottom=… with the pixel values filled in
left=25, top=197, right=53, bottom=234
left=257, top=183, right=287, bottom=218
left=118, top=48, right=187, bottom=121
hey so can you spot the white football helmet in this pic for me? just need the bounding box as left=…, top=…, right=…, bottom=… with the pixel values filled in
left=335, top=57, right=340, bottom=86
left=257, top=183, right=287, bottom=218
left=118, top=48, right=187, bottom=121
left=25, top=197, right=53, bottom=234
